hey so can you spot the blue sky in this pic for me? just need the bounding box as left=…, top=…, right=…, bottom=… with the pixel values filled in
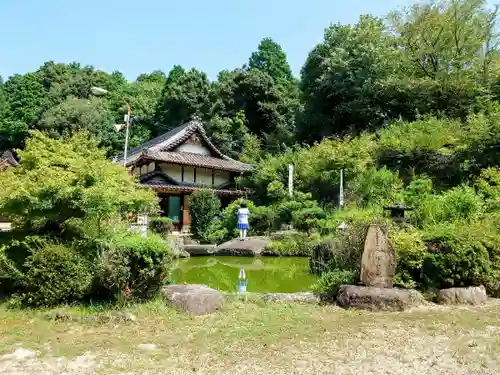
left=0, top=0, right=490, bottom=81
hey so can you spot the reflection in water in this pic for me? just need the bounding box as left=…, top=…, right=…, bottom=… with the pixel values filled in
left=171, top=256, right=317, bottom=293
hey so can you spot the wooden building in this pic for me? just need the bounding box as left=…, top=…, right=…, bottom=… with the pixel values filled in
left=117, top=119, right=252, bottom=232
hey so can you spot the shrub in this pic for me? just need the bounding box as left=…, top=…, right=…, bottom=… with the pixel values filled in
left=23, top=244, right=93, bottom=306
left=149, top=217, right=173, bottom=237
left=312, top=269, right=357, bottom=301
left=96, top=233, right=171, bottom=300
left=0, top=234, right=49, bottom=294
left=348, top=167, right=403, bottom=207
left=265, top=233, right=320, bottom=256
left=275, top=191, right=320, bottom=228
left=389, top=226, right=426, bottom=289
left=250, top=205, right=279, bottom=235
left=291, top=205, right=326, bottom=233
left=189, top=190, right=221, bottom=241
left=309, top=221, right=369, bottom=275
left=411, top=185, right=484, bottom=226
left=475, top=167, right=500, bottom=212
left=420, top=223, right=491, bottom=289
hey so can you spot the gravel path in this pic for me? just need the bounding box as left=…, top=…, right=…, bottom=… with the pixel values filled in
left=1, top=302, right=500, bottom=374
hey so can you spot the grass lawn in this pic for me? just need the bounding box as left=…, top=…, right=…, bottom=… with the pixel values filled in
left=1, top=298, right=500, bottom=375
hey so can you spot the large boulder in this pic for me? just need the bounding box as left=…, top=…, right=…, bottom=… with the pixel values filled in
left=162, top=284, right=224, bottom=316
left=437, top=286, right=487, bottom=305
left=337, top=285, right=425, bottom=311
left=215, top=236, right=270, bottom=256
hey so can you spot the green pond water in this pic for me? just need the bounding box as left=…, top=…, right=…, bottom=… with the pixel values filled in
left=171, top=256, right=317, bottom=293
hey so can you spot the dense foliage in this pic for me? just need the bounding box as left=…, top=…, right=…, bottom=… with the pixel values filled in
left=3, top=0, right=500, bottom=303
left=0, top=132, right=170, bottom=306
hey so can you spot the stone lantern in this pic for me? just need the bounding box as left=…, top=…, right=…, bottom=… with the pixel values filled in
left=383, top=203, right=413, bottom=224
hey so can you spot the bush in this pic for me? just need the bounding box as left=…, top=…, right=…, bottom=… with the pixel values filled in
left=291, top=205, right=326, bottom=233
left=0, top=234, right=49, bottom=294
left=265, top=233, right=320, bottom=256
left=250, top=205, right=279, bottom=235
left=389, top=226, right=426, bottom=289
left=312, top=269, right=357, bottom=301
left=348, top=167, right=403, bottom=207
left=309, top=221, right=369, bottom=275
left=23, top=243, right=93, bottom=306
left=189, top=190, right=221, bottom=242
left=149, top=217, right=173, bottom=237
left=475, top=167, right=500, bottom=212
left=420, top=223, right=491, bottom=289
left=411, top=185, right=484, bottom=226
left=96, top=233, right=171, bottom=300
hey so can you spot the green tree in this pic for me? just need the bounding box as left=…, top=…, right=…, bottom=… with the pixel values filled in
left=389, top=0, right=498, bottom=81
left=204, top=111, right=249, bottom=159
left=3, top=72, right=45, bottom=126
left=248, top=38, right=295, bottom=85
left=0, top=131, right=158, bottom=236
left=154, top=66, right=212, bottom=131
left=299, top=15, right=402, bottom=142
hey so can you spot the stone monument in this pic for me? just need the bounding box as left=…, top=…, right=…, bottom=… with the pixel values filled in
left=360, top=224, right=396, bottom=288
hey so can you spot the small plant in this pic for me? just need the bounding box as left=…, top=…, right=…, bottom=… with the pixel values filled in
left=312, top=269, right=357, bottom=301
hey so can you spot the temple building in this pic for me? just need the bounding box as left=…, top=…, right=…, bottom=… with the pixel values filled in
left=117, top=119, right=252, bottom=232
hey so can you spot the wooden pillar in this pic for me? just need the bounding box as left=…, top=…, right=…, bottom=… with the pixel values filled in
left=182, top=194, right=191, bottom=233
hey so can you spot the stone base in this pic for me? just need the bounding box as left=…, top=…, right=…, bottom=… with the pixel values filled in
left=437, top=286, right=487, bottom=305
left=337, top=285, right=425, bottom=311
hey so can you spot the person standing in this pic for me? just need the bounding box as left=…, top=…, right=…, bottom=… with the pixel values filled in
left=236, top=202, right=250, bottom=241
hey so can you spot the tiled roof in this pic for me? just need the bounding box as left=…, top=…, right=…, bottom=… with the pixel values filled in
left=140, top=151, right=252, bottom=173
left=142, top=180, right=246, bottom=196
left=0, top=150, right=20, bottom=171
left=116, top=119, right=234, bottom=165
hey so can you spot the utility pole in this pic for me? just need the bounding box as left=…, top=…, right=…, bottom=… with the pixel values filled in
left=339, top=168, right=344, bottom=209
left=123, top=101, right=131, bottom=167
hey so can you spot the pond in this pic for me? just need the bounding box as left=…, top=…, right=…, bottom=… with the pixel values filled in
left=170, top=256, right=317, bottom=293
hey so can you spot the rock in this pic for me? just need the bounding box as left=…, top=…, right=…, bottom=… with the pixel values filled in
left=137, top=343, right=156, bottom=351
left=337, top=285, right=425, bottom=311
left=360, top=225, right=396, bottom=288
left=437, top=286, right=487, bottom=305
left=162, top=284, right=224, bottom=316
left=1, top=348, right=36, bottom=360
left=262, top=292, right=320, bottom=304
left=216, top=236, right=270, bottom=256
left=182, top=244, right=217, bottom=256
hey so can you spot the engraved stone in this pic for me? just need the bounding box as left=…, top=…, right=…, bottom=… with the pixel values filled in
left=360, top=224, right=396, bottom=288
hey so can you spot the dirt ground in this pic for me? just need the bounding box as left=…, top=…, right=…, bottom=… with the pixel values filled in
left=1, top=298, right=500, bottom=375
